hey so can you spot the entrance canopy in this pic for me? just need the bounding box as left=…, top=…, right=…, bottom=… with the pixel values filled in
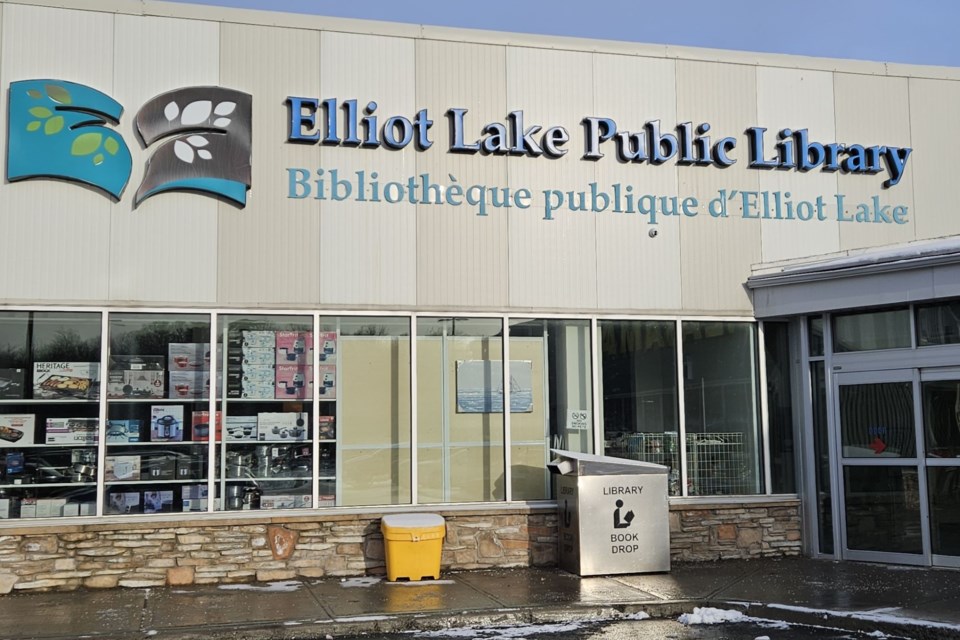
left=746, top=238, right=960, bottom=318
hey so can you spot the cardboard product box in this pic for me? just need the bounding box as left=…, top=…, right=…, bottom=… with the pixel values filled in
left=0, top=499, right=8, bottom=519
left=317, top=416, right=335, bottom=440
left=174, top=454, right=204, bottom=480
left=168, top=371, right=209, bottom=400
left=275, top=331, right=313, bottom=365
left=257, top=412, right=308, bottom=442
left=317, top=332, right=338, bottom=363
left=45, top=418, right=99, bottom=445
left=61, top=503, right=80, bottom=517
left=275, top=365, right=313, bottom=400
left=295, top=495, right=313, bottom=509
left=19, top=498, right=36, bottom=519
left=4, top=451, right=24, bottom=476
left=143, top=490, right=174, bottom=514
left=107, top=369, right=164, bottom=399
left=242, top=347, right=276, bottom=366
left=106, top=419, right=141, bottom=444
left=107, top=492, right=140, bottom=514
left=142, top=456, right=176, bottom=480
left=241, top=330, right=276, bottom=349
left=169, top=343, right=210, bottom=371
left=33, top=362, right=100, bottom=400
left=150, top=405, right=184, bottom=442
left=36, top=498, right=67, bottom=518
left=259, top=495, right=296, bottom=510
left=190, top=410, right=221, bottom=442
left=0, top=414, right=34, bottom=446
left=181, top=484, right=209, bottom=512
left=225, top=416, right=258, bottom=441
left=0, top=369, right=26, bottom=399
left=317, top=365, right=337, bottom=399
left=105, top=455, right=141, bottom=482
left=79, top=502, right=96, bottom=516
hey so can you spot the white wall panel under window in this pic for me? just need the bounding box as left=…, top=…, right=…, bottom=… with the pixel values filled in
left=0, top=5, right=114, bottom=302
left=834, top=73, right=916, bottom=251
left=414, top=40, right=508, bottom=309
left=756, top=67, right=841, bottom=263
left=218, top=23, right=322, bottom=306
left=593, top=54, right=681, bottom=312
left=676, top=61, right=760, bottom=313
left=110, top=14, right=219, bottom=304
left=909, top=78, right=960, bottom=241
left=318, top=32, right=417, bottom=307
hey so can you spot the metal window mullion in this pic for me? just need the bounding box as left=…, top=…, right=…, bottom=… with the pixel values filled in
left=311, top=312, right=320, bottom=510
left=96, top=310, right=110, bottom=517
left=591, top=318, right=601, bottom=455
left=758, top=322, right=772, bottom=495
left=410, top=314, right=418, bottom=506
left=503, top=316, right=512, bottom=503
left=676, top=319, right=688, bottom=498
left=207, top=311, right=218, bottom=513
left=824, top=313, right=843, bottom=557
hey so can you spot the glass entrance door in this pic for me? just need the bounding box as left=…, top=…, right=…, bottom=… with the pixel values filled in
left=920, top=370, right=960, bottom=568
left=834, top=370, right=929, bottom=565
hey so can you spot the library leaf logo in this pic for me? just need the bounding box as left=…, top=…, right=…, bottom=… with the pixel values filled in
left=134, top=87, right=252, bottom=206
left=6, top=81, right=252, bottom=206
left=7, top=80, right=133, bottom=199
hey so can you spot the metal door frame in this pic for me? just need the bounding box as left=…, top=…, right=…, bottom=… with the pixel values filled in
left=918, top=367, right=960, bottom=568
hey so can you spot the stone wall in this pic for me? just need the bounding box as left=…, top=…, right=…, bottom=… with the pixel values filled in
left=0, top=499, right=800, bottom=593
left=669, top=499, right=802, bottom=561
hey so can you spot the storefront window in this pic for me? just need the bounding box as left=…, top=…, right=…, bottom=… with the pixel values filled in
left=417, top=318, right=504, bottom=503
left=335, top=317, right=410, bottom=506
left=682, top=322, right=762, bottom=496
left=0, top=312, right=101, bottom=519
left=811, top=362, right=833, bottom=554
left=217, top=315, right=312, bottom=512
left=808, top=316, right=824, bottom=357
left=916, top=300, right=960, bottom=346
left=765, top=322, right=796, bottom=494
left=599, top=320, right=680, bottom=495
left=509, top=319, right=593, bottom=501
left=833, top=307, right=911, bottom=352
left=105, top=314, right=210, bottom=515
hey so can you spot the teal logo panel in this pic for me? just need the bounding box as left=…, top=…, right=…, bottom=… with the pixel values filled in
left=7, top=80, right=132, bottom=199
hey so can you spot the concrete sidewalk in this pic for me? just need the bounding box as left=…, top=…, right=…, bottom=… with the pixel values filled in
left=0, top=557, right=958, bottom=640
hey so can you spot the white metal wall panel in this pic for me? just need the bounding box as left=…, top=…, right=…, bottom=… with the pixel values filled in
left=318, top=32, right=417, bottom=307
left=110, top=14, right=219, bottom=304
left=834, top=73, right=916, bottom=251
left=217, top=23, right=322, bottom=306
left=414, top=40, right=508, bottom=309
left=676, top=60, right=761, bottom=313
left=755, top=67, right=841, bottom=263
left=0, top=4, right=114, bottom=302
left=908, top=78, right=960, bottom=240
left=505, top=46, right=597, bottom=310
left=593, top=54, right=681, bottom=312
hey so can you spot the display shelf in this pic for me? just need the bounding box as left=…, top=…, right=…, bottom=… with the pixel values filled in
left=104, top=479, right=206, bottom=486
left=106, top=398, right=210, bottom=404
left=220, top=398, right=328, bottom=403
left=0, top=482, right=95, bottom=489
left=221, top=476, right=310, bottom=482
left=2, top=442, right=98, bottom=449
left=0, top=399, right=99, bottom=405
left=105, top=441, right=207, bottom=447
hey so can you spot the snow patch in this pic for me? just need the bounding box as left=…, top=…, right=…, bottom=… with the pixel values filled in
left=679, top=607, right=747, bottom=625
left=414, top=622, right=588, bottom=639
left=334, top=615, right=392, bottom=622
left=283, top=621, right=303, bottom=626
left=867, top=632, right=889, bottom=638
left=218, top=580, right=301, bottom=593
left=765, top=603, right=960, bottom=632
left=624, top=611, right=650, bottom=620
left=340, top=576, right=382, bottom=588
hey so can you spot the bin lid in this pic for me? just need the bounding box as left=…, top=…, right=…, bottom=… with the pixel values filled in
left=381, top=513, right=445, bottom=528
left=547, top=449, right=668, bottom=476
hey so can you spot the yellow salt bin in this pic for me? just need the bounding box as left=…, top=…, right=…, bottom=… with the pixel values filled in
left=380, top=513, right=446, bottom=581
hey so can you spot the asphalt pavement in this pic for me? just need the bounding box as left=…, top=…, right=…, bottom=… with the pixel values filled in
left=0, top=556, right=958, bottom=640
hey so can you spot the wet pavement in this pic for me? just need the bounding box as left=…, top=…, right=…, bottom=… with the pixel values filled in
left=0, top=557, right=957, bottom=639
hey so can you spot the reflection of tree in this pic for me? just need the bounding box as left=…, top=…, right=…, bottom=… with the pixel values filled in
left=0, top=344, right=28, bottom=368
left=34, top=329, right=99, bottom=361
left=111, top=322, right=205, bottom=355
left=352, top=325, right=388, bottom=336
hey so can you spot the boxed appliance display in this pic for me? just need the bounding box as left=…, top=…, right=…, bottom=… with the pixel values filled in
left=142, top=456, right=176, bottom=480
left=231, top=347, right=275, bottom=366
left=61, top=503, right=80, bottom=517
left=168, top=371, right=209, bottom=399
left=168, top=343, right=210, bottom=371
left=317, top=415, right=335, bottom=440
left=105, top=455, right=141, bottom=481
left=33, top=362, right=100, bottom=400
left=225, top=416, right=258, bottom=441
left=317, top=495, right=336, bottom=507
left=226, top=364, right=275, bottom=399
left=175, top=454, right=204, bottom=480
left=275, top=365, right=313, bottom=399
left=107, top=492, right=140, bottom=514
left=190, top=410, right=221, bottom=442
left=143, top=490, right=174, bottom=514
left=259, top=495, right=297, bottom=510
left=0, top=414, right=34, bottom=446
left=241, top=330, right=275, bottom=348
left=0, top=369, right=25, bottom=399
left=317, top=331, right=337, bottom=363
left=106, top=356, right=165, bottom=399
left=36, top=498, right=67, bottom=518
left=19, top=498, right=36, bottom=519
left=181, top=484, right=208, bottom=512
left=257, top=412, right=308, bottom=442
left=317, top=365, right=336, bottom=399
left=276, top=331, right=313, bottom=364
left=45, top=418, right=99, bottom=445
left=150, top=405, right=184, bottom=442
left=4, top=451, right=24, bottom=476
left=106, top=419, right=141, bottom=444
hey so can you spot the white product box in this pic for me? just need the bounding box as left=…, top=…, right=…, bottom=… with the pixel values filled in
left=106, top=419, right=141, bottom=444
left=0, top=414, right=35, bottom=447
left=19, top=498, right=36, bottom=519
left=168, top=343, right=210, bottom=371
left=36, top=498, right=67, bottom=518
left=45, top=418, right=99, bottom=445
left=225, top=416, right=258, bottom=441
left=241, top=364, right=275, bottom=383
left=0, top=499, right=9, bottom=519
left=168, top=371, right=209, bottom=400
left=33, top=362, right=100, bottom=400
left=257, top=412, right=308, bottom=442
left=241, top=331, right=275, bottom=348
left=104, top=455, right=141, bottom=481
left=241, top=347, right=276, bottom=366
left=107, top=493, right=139, bottom=514
left=79, top=502, right=96, bottom=516
left=150, top=406, right=184, bottom=442
left=61, top=503, right=80, bottom=517
left=181, top=484, right=208, bottom=512
left=107, top=369, right=164, bottom=399
left=260, top=495, right=296, bottom=510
